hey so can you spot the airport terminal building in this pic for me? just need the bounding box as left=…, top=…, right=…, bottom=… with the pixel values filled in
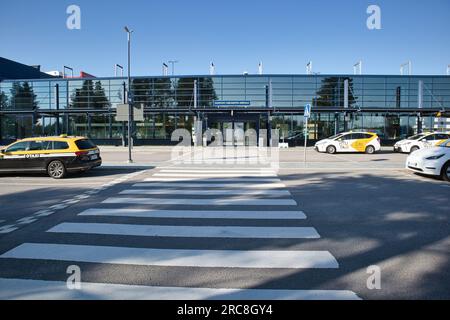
left=0, top=73, right=449, bottom=146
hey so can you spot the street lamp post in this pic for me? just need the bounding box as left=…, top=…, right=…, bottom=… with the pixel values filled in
left=168, top=60, right=179, bottom=76
left=124, top=26, right=133, bottom=163
left=63, top=66, right=74, bottom=78
left=115, top=64, right=124, bottom=77
left=400, top=61, right=412, bottom=76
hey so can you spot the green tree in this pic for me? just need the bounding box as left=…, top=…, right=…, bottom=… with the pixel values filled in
left=152, top=78, right=174, bottom=107
left=131, top=78, right=152, bottom=106
left=71, top=80, right=95, bottom=109
left=0, top=91, right=7, bottom=109
left=198, top=77, right=217, bottom=107
left=316, top=77, right=357, bottom=107
left=176, top=77, right=195, bottom=108
left=92, top=81, right=110, bottom=109
left=175, top=77, right=218, bottom=108
left=10, top=81, right=37, bottom=110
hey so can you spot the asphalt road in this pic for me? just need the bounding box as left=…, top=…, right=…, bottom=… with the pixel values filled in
left=0, top=148, right=448, bottom=300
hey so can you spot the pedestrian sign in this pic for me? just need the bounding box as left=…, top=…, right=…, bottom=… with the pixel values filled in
left=304, top=104, right=311, bottom=118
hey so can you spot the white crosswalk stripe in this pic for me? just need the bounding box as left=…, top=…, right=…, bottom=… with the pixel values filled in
left=153, top=173, right=277, bottom=178
left=133, top=182, right=287, bottom=189
left=48, top=222, right=320, bottom=239
left=78, top=208, right=307, bottom=220
left=0, top=278, right=361, bottom=300
left=119, top=188, right=291, bottom=196
left=102, top=197, right=297, bottom=206
left=159, top=169, right=276, bottom=174
left=1, top=243, right=338, bottom=269
left=0, top=165, right=361, bottom=300
left=144, top=177, right=282, bottom=182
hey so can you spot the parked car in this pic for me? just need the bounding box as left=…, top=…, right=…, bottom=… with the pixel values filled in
left=394, top=132, right=450, bottom=154
left=406, top=139, right=450, bottom=181
left=314, top=131, right=381, bottom=154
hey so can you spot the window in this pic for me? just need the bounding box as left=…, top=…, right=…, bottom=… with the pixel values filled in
left=340, top=134, right=354, bottom=140
left=422, top=134, right=436, bottom=141
left=51, top=141, right=69, bottom=150
left=28, top=140, right=49, bottom=151
left=363, top=134, right=375, bottom=139
left=351, top=133, right=365, bottom=139
left=435, top=134, right=450, bottom=140
left=6, top=141, right=29, bottom=152
left=75, top=139, right=96, bottom=150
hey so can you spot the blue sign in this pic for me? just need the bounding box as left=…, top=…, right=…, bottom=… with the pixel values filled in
left=214, top=100, right=251, bottom=107
left=127, top=92, right=134, bottom=104
left=304, top=104, right=311, bottom=118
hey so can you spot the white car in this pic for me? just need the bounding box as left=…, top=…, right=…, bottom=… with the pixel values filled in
left=314, top=131, right=381, bottom=154
left=406, top=139, right=450, bottom=181
left=394, top=132, right=450, bottom=154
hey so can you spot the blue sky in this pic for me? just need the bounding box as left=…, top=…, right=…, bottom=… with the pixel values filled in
left=1, top=0, right=449, bottom=77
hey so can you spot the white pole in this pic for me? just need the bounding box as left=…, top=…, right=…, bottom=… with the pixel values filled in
left=447, top=65, right=450, bottom=76
left=268, top=79, right=273, bottom=109
left=418, top=80, right=423, bottom=109
left=258, top=61, right=263, bottom=75
left=344, top=79, right=349, bottom=108
left=194, top=80, right=198, bottom=109
left=209, top=62, right=215, bottom=75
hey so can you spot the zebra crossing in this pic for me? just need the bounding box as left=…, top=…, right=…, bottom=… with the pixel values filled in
left=0, top=165, right=361, bottom=300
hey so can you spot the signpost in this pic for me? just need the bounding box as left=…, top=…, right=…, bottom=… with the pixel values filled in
left=303, top=104, right=311, bottom=163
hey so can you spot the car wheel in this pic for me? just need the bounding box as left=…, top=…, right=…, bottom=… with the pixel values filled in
left=365, top=145, right=375, bottom=154
left=410, top=146, right=419, bottom=153
left=326, top=145, right=336, bottom=154
left=442, top=162, right=450, bottom=182
left=47, top=160, right=67, bottom=179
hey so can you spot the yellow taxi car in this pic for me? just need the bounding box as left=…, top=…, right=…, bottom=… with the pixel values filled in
left=314, top=131, right=381, bottom=154
left=0, top=135, right=101, bottom=179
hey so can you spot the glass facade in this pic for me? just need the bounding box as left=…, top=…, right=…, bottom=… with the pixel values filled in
left=1, top=75, right=449, bottom=144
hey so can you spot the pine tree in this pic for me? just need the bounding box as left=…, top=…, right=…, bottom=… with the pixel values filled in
left=316, top=77, right=357, bottom=107
left=10, top=82, right=37, bottom=110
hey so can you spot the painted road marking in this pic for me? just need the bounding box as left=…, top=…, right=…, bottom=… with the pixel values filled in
left=159, top=169, right=276, bottom=174
left=0, top=278, right=360, bottom=300
left=16, top=217, right=38, bottom=225
left=48, top=223, right=319, bottom=239
left=133, top=182, right=287, bottom=189
left=49, top=204, right=69, bottom=210
left=78, top=208, right=306, bottom=220
left=0, top=243, right=339, bottom=269
left=144, top=177, right=282, bottom=183
left=0, top=225, right=19, bottom=234
left=102, top=197, right=297, bottom=206
left=153, top=173, right=277, bottom=178
left=33, top=210, right=55, bottom=217
left=119, top=189, right=291, bottom=196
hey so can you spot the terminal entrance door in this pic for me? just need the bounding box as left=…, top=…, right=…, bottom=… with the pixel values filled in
left=207, top=114, right=259, bottom=147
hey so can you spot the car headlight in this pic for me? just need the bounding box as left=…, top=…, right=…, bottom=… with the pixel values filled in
left=425, top=154, right=445, bottom=160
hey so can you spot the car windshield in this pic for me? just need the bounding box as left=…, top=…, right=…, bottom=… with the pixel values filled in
left=329, top=134, right=343, bottom=140
left=407, top=134, right=426, bottom=140
left=438, top=139, right=450, bottom=148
